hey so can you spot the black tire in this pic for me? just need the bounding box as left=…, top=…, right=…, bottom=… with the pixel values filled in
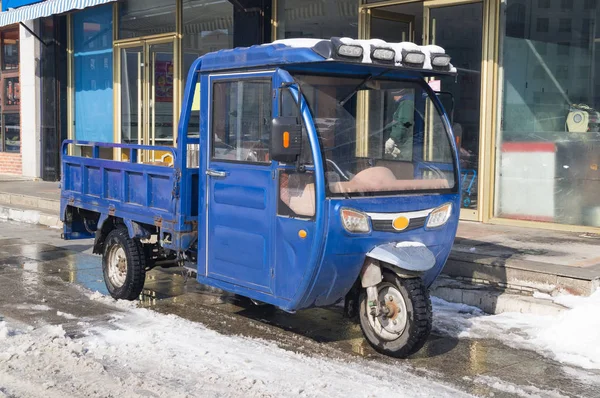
left=359, top=272, right=432, bottom=358
left=102, top=226, right=146, bottom=300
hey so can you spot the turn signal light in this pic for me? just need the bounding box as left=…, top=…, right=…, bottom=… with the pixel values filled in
left=426, top=203, right=453, bottom=228
left=283, top=131, right=290, bottom=148
left=341, top=208, right=371, bottom=233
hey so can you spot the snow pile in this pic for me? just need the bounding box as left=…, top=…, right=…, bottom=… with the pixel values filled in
left=0, top=303, right=470, bottom=398
left=432, top=290, right=600, bottom=370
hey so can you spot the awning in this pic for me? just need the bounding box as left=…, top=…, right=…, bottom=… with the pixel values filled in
left=0, top=0, right=116, bottom=27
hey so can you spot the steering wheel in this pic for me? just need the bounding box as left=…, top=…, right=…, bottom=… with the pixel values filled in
left=417, top=161, right=447, bottom=180
left=326, top=158, right=351, bottom=181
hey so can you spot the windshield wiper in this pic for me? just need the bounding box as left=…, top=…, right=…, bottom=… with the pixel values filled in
left=338, top=75, right=373, bottom=107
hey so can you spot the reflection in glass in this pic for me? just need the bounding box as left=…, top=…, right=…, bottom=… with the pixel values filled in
left=182, top=0, right=233, bottom=80
left=429, top=3, right=483, bottom=210
left=149, top=43, right=175, bottom=146
left=119, top=0, right=176, bottom=39
left=2, top=29, right=19, bottom=70
left=4, top=113, right=20, bottom=153
left=277, top=0, right=357, bottom=39
left=73, top=4, right=113, bottom=142
left=3, top=76, right=19, bottom=107
left=497, top=1, right=600, bottom=227
left=121, top=47, right=143, bottom=145
left=182, top=0, right=233, bottom=138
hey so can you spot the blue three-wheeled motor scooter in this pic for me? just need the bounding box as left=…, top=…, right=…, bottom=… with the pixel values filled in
left=61, top=37, right=461, bottom=358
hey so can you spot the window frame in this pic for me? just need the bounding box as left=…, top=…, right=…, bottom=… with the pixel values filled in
left=0, top=26, right=20, bottom=154
left=210, top=76, right=273, bottom=165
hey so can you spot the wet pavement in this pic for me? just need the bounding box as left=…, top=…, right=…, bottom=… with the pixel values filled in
left=1, top=221, right=599, bottom=397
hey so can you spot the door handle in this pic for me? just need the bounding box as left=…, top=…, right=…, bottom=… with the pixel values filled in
left=206, top=169, right=228, bottom=178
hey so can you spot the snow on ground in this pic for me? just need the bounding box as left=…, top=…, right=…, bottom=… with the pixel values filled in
left=467, top=376, right=568, bottom=398
left=0, top=295, right=471, bottom=398
left=432, top=289, right=600, bottom=370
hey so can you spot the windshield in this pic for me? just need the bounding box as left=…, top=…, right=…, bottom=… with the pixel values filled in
left=293, top=74, right=457, bottom=197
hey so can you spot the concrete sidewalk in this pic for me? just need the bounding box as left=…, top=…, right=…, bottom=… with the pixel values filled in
left=0, top=177, right=61, bottom=228
left=0, top=176, right=598, bottom=313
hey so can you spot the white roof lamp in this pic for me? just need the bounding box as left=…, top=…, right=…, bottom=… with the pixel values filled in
left=365, top=39, right=396, bottom=65
left=420, top=45, right=455, bottom=72
left=388, top=42, right=426, bottom=69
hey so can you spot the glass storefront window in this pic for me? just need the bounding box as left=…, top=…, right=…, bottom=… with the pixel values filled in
left=497, top=1, right=600, bottom=227
left=276, top=0, right=358, bottom=39
left=3, top=113, right=20, bottom=153
left=3, top=76, right=19, bottom=107
left=73, top=4, right=113, bottom=143
left=2, top=29, right=18, bottom=70
left=119, top=0, right=177, bottom=39
left=182, top=0, right=233, bottom=82
left=182, top=0, right=233, bottom=140
left=0, top=27, right=19, bottom=153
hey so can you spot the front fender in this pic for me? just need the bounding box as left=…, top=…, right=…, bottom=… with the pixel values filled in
left=366, top=242, right=436, bottom=272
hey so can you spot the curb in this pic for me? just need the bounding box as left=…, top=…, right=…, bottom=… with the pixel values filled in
left=0, top=205, right=62, bottom=229
left=431, top=277, right=568, bottom=316
left=0, top=191, right=60, bottom=213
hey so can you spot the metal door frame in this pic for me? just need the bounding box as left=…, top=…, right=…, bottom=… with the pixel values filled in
left=359, top=0, right=493, bottom=222
left=114, top=35, right=177, bottom=162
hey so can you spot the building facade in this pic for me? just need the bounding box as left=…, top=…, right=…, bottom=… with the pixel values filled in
left=1, top=0, right=600, bottom=233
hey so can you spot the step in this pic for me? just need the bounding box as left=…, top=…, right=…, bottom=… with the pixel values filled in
left=443, top=250, right=600, bottom=297
left=0, top=202, right=62, bottom=229
left=430, top=276, right=569, bottom=315
left=0, top=191, right=60, bottom=213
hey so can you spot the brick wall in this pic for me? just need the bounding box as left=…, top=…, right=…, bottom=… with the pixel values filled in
left=0, top=152, right=23, bottom=175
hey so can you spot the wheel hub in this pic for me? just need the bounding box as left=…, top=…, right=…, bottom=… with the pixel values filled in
left=367, top=283, right=408, bottom=341
left=107, top=245, right=127, bottom=288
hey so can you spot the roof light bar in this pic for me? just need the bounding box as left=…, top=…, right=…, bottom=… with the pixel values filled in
left=292, top=37, right=455, bottom=72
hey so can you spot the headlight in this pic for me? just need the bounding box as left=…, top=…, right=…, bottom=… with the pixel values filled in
left=337, top=44, right=363, bottom=58
left=341, top=208, right=371, bottom=233
left=426, top=203, right=453, bottom=228
left=371, top=47, right=395, bottom=62
left=402, top=50, right=425, bottom=66
left=431, top=54, right=451, bottom=67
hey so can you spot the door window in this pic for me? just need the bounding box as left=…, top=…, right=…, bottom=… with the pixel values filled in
left=212, top=79, right=272, bottom=163
left=278, top=88, right=316, bottom=218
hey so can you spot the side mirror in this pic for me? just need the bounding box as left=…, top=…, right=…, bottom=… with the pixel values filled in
left=271, top=116, right=302, bottom=163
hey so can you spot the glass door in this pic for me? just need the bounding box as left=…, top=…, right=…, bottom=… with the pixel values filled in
left=120, top=45, right=143, bottom=147
left=364, top=0, right=484, bottom=221
left=369, top=9, right=414, bottom=42
left=118, top=38, right=175, bottom=163
left=424, top=1, right=483, bottom=219
left=148, top=41, right=175, bottom=164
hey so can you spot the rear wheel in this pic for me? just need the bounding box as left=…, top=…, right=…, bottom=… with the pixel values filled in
left=358, top=272, right=431, bottom=358
left=102, top=227, right=146, bottom=300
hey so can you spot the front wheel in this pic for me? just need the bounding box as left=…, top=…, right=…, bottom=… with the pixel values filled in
left=102, top=227, right=147, bottom=300
left=358, top=272, right=432, bottom=358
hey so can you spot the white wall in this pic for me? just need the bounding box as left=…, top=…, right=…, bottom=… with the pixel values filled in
left=19, top=20, right=41, bottom=178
